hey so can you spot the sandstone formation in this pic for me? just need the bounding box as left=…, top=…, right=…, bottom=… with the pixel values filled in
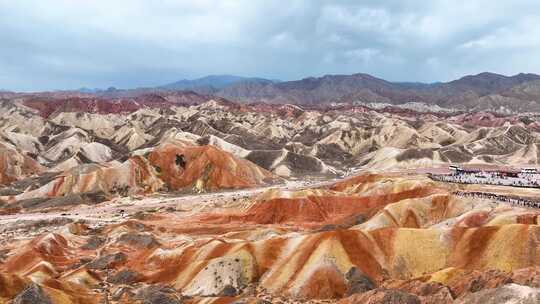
left=0, top=91, right=540, bottom=303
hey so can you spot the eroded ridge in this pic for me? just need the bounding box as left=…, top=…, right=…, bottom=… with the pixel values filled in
left=1, top=172, right=540, bottom=303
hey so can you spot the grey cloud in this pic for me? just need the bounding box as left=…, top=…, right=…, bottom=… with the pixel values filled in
left=1, top=0, right=540, bottom=91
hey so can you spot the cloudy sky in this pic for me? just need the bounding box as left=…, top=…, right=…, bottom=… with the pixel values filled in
left=1, top=0, right=540, bottom=91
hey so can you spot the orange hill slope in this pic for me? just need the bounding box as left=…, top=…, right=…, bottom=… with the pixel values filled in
left=242, top=188, right=435, bottom=227
left=3, top=222, right=539, bottom=301
left=2, top=173, right=540, bottom=302
left=197, top=174, right=442, bottom=228
left=148, top=142, right=279, bottom=192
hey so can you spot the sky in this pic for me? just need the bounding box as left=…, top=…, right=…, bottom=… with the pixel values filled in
left=1, top=0, right=540, bottom=92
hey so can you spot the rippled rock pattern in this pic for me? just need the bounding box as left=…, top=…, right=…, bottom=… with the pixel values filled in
left=0, top=93, right=539, bottom=303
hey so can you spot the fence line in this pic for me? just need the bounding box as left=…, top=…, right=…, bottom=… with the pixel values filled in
left=453, top=191, right=540, bottom=209
left=429, top=172, right=540, bottom=189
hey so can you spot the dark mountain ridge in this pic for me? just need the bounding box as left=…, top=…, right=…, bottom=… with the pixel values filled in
left=209, top=72, right=540, bottom=112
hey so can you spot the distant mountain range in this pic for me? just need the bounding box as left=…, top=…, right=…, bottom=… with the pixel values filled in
left=70, top=72, right=540, bottom=113
left=210, top=72, right=540, bottom=109
left=158, top=75, right=279, bottom=94
left=75, top=75, right=279, bottom=97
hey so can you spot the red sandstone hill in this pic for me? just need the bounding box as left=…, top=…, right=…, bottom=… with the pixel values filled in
left=0, top=143, right=278, bottom=206
left=148, top=142, right=278, bottom=192
left=196, top=174, right=441, bottom=230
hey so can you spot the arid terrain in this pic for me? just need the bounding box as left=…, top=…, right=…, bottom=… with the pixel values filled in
left=1, top=85, right=540, bottom=304
left=4, top=0, right=540, bottom=302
